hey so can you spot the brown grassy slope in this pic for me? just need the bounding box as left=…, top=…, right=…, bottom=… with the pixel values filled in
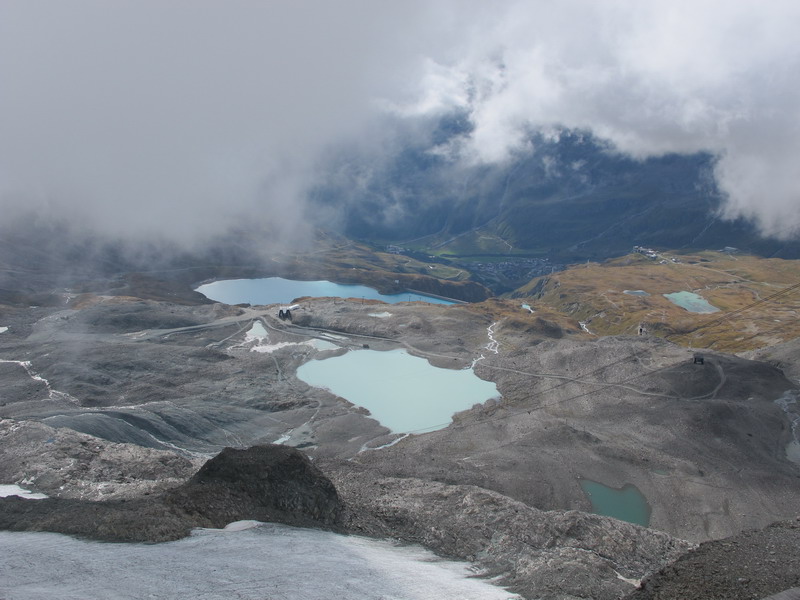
left=511, top=251, right=800, bottom=352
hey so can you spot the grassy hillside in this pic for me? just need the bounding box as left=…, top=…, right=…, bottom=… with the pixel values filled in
left=510, top=251, right=800, bottom=352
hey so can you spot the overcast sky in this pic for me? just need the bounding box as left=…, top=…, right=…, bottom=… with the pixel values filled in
left=1, top=0, right=798, bottom=243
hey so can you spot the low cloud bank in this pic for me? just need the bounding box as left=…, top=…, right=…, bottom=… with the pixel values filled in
left=1, top=1, right=797, bottom=245
left=393, top=0, right=800, bottom=240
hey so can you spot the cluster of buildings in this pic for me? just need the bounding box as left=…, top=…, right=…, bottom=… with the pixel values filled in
left=633, top=246, right=681, bottom=264
left=633, top=245, right=660, bottom=259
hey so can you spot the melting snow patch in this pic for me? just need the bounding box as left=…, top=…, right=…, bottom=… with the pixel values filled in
left=0, top=484, right=47, bottom=500
left=251, top=341, right=305, bottom=354
left=521, top=304, right=534, bottom=313
left=615, top=570, right=641, bottom=586
left=0, top=326, right=8, bottom=334
left=273, top=432, right=292, bottom=444
left=245, top=322, right=268, bottom=340
left=221, top=520, right=261, bottom=532
left=0, top=524, right=521, bottom=599
left=251, top=339, right=339, bottom=354
left=359, top=433, right=410, bottom=453
left=308, top=339, right=338, bottom=350
left=368, top=312, right=392, bottom=318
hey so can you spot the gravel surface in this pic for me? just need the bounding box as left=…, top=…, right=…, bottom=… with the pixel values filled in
left=627, top=519, right=800, bottom=599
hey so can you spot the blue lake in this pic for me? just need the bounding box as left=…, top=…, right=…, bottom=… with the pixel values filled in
left=296, top=348, right=500, bottom=434
left=580, top=480, right=651, bottom=526
left=663, top=291, right=720, bottom=313
left=196, top=277, right=455, bottom=306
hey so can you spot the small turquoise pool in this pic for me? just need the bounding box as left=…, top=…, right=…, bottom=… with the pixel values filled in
left=580, top=479, right=651, bottom=527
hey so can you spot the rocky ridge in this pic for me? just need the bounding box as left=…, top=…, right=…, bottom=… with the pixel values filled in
left=2, top=294, right=798, bottom=544
left=626, top=518, right=800, bottom=599
left=0, top=444, right=341, bottom=542
left=0, top=440, right=687, bottom=600
left=325, top=462, right=689, bottom=600
left=2, top=278, right=800, bottom=598
left=0, top=418, right=201, bottom=500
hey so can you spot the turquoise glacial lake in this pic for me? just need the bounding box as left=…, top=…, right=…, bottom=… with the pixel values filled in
left=663, top=291, right=720, bottom=313
left=296, top=348, right=500, bottom=434
left=196, top=277, right=455, bottom=306
left=580, top=480, right=651, bottom=526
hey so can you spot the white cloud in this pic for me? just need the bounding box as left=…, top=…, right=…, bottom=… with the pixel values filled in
left=1, top=0, right=798, bottom=243
left=0, top=0, right=428, bottom=242
left=398, top=0, right=800, bottom=238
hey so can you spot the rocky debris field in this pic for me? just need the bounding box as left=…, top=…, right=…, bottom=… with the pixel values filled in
left=0, top=442, right=685, bottom=600
left=1, top=288, right=799, bottom=598
left=0, top=444, right=340, bottom=542
left=0, top=418, right=201, bottom=500
left=326, top=460, right=688, bottom=600
left=627, top=518, right=800, bottom=599
left=349, top=332, right=800, bottom=543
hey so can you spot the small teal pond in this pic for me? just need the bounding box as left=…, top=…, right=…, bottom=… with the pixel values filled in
left=580, top=480, right=651, bottom=527
left=623, top=290, right=650, bottom=296
left=296, top=348, right=500, bottom=434
left=196, top=277, right=455, bottom=306
left=663, top=291, right=720, bottom=314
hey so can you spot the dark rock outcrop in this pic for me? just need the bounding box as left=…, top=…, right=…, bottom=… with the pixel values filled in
left=165, top=445, right=341, bottom=528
